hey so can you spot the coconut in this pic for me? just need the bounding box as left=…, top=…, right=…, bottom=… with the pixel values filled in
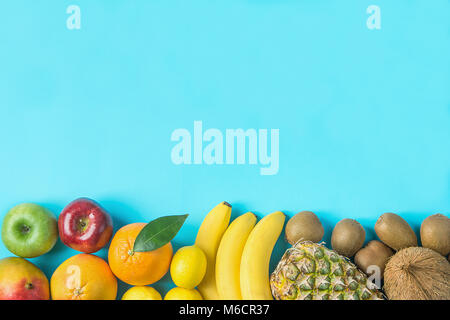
left=384, top=247, right=450, bottom=300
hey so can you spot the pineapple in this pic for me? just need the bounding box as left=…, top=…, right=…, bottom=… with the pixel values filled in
left=270, top=241, right=384, bottom=300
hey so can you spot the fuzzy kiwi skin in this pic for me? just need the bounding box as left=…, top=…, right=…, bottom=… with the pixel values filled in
left=420, top=214, right=450, bottom=256
left=285, top=211, right=324, bottom=245
left=375, top=213, right=417, bottom=251
left=354, top=240, right=393, bottom=278
left=331, top=219, right=365, bottom=258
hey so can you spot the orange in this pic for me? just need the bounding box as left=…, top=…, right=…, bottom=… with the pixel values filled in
left=50, top=254, right=117, bottom=300
left=108, top=223, right=173, bottom=286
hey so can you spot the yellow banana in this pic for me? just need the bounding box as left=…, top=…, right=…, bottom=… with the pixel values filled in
left=195, top=201, right=232, bottom=300
left=216, top=212, right=257, bottom=300
left=240, top=211, right=285, bottom=300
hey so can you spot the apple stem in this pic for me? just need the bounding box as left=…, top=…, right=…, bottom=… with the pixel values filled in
left=21, top=225, right=31, bottom=234
left=128, top=249, right=134, bottom=256
left=25, top=283, right=33, bottom=290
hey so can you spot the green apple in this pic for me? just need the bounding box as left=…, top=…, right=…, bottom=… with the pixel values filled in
left=1, top=203, right=58, bottom=258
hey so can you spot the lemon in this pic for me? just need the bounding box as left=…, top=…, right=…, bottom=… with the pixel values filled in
left=170, top=245, right=207, bottom=289
left=121, top=286, right=162, bottom=300
left=164, top=287, right=203, bottom=300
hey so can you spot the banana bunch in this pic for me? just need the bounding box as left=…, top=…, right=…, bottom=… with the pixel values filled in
left=195, top=201, right=285, bottom=300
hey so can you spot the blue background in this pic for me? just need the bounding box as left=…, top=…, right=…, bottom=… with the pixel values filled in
left=0, top=1, right=449, bottom=298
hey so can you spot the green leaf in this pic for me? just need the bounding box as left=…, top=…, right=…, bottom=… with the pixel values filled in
left=133, top=214, right=188, bottom=252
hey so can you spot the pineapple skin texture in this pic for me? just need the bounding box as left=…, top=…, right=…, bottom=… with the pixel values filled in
left=270, top=241, right=384, bottom=300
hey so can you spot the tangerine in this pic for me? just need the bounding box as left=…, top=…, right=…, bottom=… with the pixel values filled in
left=108, top=223, right=173, bottom=285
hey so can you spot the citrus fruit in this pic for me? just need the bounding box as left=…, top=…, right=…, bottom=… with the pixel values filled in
left=164, top=287, right=203, bottom=300
left=170, top=246, right=207, bottom=289
left=108, top=223, right=173, bottom=285
left=121, top=286, right=162, bottom=300
left=50, top=253, right=117, bottom=300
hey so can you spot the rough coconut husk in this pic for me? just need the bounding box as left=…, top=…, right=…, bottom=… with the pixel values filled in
left=384, top=247, right=450, bottom=300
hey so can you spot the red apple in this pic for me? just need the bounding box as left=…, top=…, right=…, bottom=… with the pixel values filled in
left=0, top=257, right=50, bottom=300
left=59, top=198, right=113, bottom=253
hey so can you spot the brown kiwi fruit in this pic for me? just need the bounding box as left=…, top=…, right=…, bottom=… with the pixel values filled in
left=375, top=213, right=417, bottom=250
left=285, top=211, right=324, bottom=245
left=420, top=213, right=450, bottom=256
left=331, top=218, right=365, bottom=257
left=354, top=240, right=393, bottom=278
